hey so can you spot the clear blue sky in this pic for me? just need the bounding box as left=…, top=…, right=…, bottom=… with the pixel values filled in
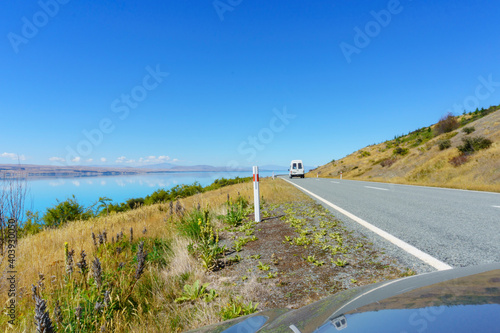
left=1, top=0, right=499, bottom=168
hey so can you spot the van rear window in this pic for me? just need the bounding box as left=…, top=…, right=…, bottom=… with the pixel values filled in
left=293, top=163, right=297, bottom=169
left=298, top=163, right=302, bottom=169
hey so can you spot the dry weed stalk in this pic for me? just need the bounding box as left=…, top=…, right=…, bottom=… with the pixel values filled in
left=92, top=257, right=103, bottom=289
left=32, top=284, right=55, bottom=333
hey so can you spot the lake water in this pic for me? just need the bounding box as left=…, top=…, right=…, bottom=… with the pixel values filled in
left=24, top=170, right=286, bottom=215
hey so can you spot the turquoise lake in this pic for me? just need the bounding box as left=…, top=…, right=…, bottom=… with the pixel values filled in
left=25, top=170, right=286, bottom=215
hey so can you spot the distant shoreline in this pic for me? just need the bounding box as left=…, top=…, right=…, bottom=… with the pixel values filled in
left=0, top=164, right=287, bottom=180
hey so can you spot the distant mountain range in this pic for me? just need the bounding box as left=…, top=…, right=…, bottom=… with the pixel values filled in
left=139, top=163, right=292, bottom=172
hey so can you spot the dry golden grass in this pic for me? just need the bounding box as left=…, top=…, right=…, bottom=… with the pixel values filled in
left=308, top=108, right=500, bottom=192
left=0, top=178, right=303, bottom=332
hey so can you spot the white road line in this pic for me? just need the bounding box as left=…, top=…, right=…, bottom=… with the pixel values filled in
left=365, top=186, right=389, bottom=191
left=493, top=206, right=500, bottom=208
left=283, top=178, right=453, bottom=271
left=331, top=181, right=340, bottom=184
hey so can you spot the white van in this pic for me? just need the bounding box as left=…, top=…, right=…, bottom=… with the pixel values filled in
left=289, top=160, right=305, bottom=178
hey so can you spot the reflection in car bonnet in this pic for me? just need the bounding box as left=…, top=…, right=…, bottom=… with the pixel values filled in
left=221, top=315, right=268, bottom=333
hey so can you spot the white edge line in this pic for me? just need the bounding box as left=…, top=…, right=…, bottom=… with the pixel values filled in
left=331, top=181, right=340, bottom=184
left=282, top=178, right=453, bottom=271
left=493, top=205, right=500, bottom=208
left=289, top=324, right=302, bottom=333
left=365, top=186, right=389, bottom=191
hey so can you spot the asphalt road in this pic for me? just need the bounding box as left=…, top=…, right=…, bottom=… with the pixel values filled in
left=282, top=177, right=500, bottom=273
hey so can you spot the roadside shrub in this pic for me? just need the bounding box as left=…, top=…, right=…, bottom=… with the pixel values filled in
left=358, top=150, right=371, bottom=158
left=145, top=183, right=203, bottom=205
left=18, top=211, right=44, bottom=237
left=380, top=157, right=397, bottom=167
left=393, top=147, right=409, bottom=156
left=435, top=113, right=459, bottom=135
left=438, top=139, right=451, bottom=150
left=204, top=177, right=251, bottom=192
left=457, top=136, right=492, bottom=155
left=43, top=195, right=92, bottom=227
left=462, top=126, right=475, bottom=134
left=126, top=197, right=145, bottom=209
left=449, top=155, right=468, bottom=167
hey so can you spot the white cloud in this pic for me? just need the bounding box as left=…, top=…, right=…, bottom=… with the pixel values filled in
left=126, top=159, right=136, bottom=164
left=100, top=157, right=107, bottom=162
left=158, top=155, right=170, bottom=161
left=172, top=158, right=179, bottom=163
left=87, top=158, right=93, bottom=162
left=49, top=156, right=65, bottom=162
left=1, top=152, right=26, bottom=161
left=116, top=156, right=126, bottom=163
left=71, top=156, right=81, bottom=163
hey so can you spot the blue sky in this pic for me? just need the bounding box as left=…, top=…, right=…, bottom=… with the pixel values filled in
left=1, top=0, right=499, bottom=168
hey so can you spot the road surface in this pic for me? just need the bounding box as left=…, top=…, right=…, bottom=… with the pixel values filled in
left=282, top=177, right=500, bottom=272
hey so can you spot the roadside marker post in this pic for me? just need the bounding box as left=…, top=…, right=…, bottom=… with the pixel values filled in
left=253, top=166, right=261, bottom=222
left=340, top=172, right=343, bottom=180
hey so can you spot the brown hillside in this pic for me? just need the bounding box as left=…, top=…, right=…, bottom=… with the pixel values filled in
left=307, top=106, right=500, bottom=192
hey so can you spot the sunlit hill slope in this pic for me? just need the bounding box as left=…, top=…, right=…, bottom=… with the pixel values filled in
left=307, top=105, right=500, bottom=192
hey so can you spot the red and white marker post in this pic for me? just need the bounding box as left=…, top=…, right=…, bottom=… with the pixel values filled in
left=253, top=166, right=261, bottom=222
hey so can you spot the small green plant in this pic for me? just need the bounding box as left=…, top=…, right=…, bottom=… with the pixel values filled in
left=220, top=300, right=259, bottom=321
left=175, top=280, right=218, bottom=303
left=304, top=255, right=324, bottom=266
left=188, top=214, right=226, bottom=271
left=227, top=254, right=241, bottom=263
left=177, top=209, right=208, bottom=240
left=305, top=255, right=316, bottom=263
left=462, top=126, right=475, bottom=134
left=265, top=272, right=278, bottom=279
left=438, top=139, right=451, bottom=150
left=249, top=254, right=261, bottom=260
left=257, top=261, right=270, bottom=271
left=233, top=236, right=251, bottom=252
left=220, top=196, right=249, bottom=226
left=332, top=258, right=348, bottom=267
left=350, top=279, right=358, bottom=284
left=241, top=275, right=248, bottom=281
